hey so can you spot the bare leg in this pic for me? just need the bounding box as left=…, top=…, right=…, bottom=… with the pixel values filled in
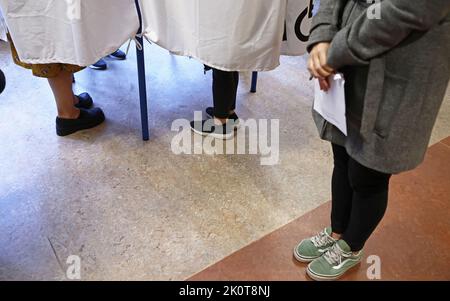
left=47, top=70, right=80, bottom=119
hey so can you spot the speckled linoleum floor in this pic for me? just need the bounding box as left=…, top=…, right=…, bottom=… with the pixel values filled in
left=0, top=40, right=449, bottom=280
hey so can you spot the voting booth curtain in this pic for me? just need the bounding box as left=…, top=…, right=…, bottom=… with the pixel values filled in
left=141, top=0, right=313, bottom=71
left=0, top=6, right=6, bottom=41
left=0, top=0, right=312, bottom=70
left=281, top=0, right=314, bottom=56
left=0, top=0, right=139, bottom=66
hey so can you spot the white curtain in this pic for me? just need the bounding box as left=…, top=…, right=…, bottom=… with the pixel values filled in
left=0, top=0, right=313, bottom=69
left=0, top=0, right=139, bottom=66
left=141, top=0, right=312, bottom=72
left=0, top=6, right=7, bottom=41
left=281, top=0, right=314, bottom=56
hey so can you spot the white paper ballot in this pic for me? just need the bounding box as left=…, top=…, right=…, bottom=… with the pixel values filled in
left=313, top=73, right=347, bottom=136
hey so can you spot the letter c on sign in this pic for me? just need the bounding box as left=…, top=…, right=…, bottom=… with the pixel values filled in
left=295, top=0, right=314, bottom=42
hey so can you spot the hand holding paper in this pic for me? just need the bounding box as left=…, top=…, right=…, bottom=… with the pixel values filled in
left=313, top=73, right=347, bottom=136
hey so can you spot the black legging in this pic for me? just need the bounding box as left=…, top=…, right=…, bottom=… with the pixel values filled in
left=331, top=144, right=392, bottom=251
left=212, top=68, right=239, bottom=119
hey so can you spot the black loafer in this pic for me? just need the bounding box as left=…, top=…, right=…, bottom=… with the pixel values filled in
left=56, top=107, right=105, bottom=137
left=74, top=93, right=94, bottom=109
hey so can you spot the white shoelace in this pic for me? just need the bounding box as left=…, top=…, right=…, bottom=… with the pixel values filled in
left=310, top=229, right=334, bottom=248
left=324, top=244, right=351, bottom=266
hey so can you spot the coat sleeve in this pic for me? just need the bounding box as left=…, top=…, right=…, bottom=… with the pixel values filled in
left=327, top=0, right=450, bottom=69
left=307, top=0, right=341, bottom=53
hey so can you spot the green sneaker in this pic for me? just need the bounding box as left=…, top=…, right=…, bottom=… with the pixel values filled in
left=307, top=240, right=363, bottom=281
left=293, top=227, right=336, bottom=263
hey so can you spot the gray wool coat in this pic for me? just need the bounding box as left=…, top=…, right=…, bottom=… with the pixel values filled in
left=308, top=0, right=450, bottom=174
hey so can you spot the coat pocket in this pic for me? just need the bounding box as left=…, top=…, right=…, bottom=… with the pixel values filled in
left=373, top=72, right=409, bottom=138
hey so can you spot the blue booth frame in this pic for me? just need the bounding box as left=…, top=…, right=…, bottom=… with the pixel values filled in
left=134, top=0, right=257, bottom=141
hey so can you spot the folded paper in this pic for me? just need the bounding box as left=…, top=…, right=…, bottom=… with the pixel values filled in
left=313, top=73, right=348, bottom=136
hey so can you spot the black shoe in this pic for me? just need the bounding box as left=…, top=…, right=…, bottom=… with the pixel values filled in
left=0, top=69, right=5, bottom=95
left=205, top=107, right=240, bottom=129
left=74, top=93, right=94, bottom=109
left=90, top=58, right=107, bottom=70
left=190, top=119, right=235, bottom=140
left=56, top=108, right=105, bottom=137
left=109, top=49, right=126, bottom=60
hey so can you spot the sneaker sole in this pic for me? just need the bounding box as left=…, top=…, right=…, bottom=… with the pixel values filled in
left=89, top=65, right=107, bottom=70
left=306, top=261, right=361, bottom=281
left=191, top=127, right=235, bottom=140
